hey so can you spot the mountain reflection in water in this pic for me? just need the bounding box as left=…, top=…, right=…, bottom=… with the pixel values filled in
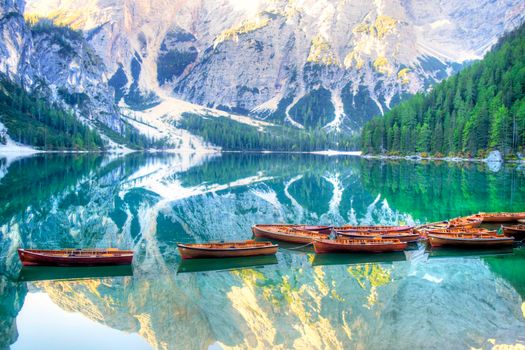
left=1, top=153, right=525, bottom=349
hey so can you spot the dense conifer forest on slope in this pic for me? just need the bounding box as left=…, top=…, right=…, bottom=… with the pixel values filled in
left=178, top=113, right=360, bottom=151
left=0, top=77, right=104, bottom=150
left=361, top=23, right=525, bottom=158
left=0, top=75, right=163, bottom=150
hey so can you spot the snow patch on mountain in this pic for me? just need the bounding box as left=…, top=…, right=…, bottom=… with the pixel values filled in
left=0, top=122, right=39, bottom=160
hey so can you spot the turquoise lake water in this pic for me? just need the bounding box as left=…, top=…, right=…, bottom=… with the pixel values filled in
left=0, top=153, right=524, bottom=349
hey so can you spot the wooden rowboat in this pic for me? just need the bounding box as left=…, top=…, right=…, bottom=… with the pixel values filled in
left=252, top=224, right=332, bottom=235
left=448, top=216, right=483, bottom=229
left=337, top=231, right=420, bottom=243
left=416, top=225, right=490, bottom=239
left=475, top=212, right=525, bottom=223
left=334, top=225, right=413, bottom=233
left=502, top=225, right=525, bottom=240
left=428, top=233, right=514, bottom=248
left=313, top=238, right=407, bottom=254
left=252, top=225, right=329, bottom=244
left=414, top=223, right=446, bottom=237
left=17, top=248, right=134, bottom=267
left=177, top=240, right=278, bottom=259
left=416, top=216, right=482, bottom=234
left=425, top=228, right=495, bottom=235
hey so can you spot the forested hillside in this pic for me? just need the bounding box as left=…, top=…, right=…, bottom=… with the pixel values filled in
left=0, top=77, right=104, bottom=150
left=0, top=75, right=164, bottom=150
left=178, top=113, right=359, bottom=151
left=361, top=24, right=525, bottom=158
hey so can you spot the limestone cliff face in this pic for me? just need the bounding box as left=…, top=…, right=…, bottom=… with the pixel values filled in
left=0, top=0, right=127, bottom=135
left=0, top=0, right=28, bottom=77
left=25, top=0, right=525, bottom=130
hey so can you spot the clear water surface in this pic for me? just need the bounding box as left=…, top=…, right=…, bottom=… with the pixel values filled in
left=0, top=153, right=524, bottom=349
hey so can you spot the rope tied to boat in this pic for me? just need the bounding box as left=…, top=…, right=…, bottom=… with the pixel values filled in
left=284, top=242, right=314, bottom=250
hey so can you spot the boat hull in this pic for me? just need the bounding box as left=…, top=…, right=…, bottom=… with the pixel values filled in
left=252, top=224, right=331, bottom=235
left=477, top=213, right=525, bottom=222
left=502, top=226, right=525, bottom=240
left=428, top=235, right=514, bottom=248
left=313, top=239, right=407, bottom=254
left=334, top=225, right=413, bottom=233
left=449, top=219, right=482, bottom=229
left=337, top=232, right=420, bottom=243
left=17, top=249, right=133, bottom=267
left=252, top=226, right=328, bottom=244
left=425, top=228, right=494, bottom=236
left=177, top=244, right=278, bottom=259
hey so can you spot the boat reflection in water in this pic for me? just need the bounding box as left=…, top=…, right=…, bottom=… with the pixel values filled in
left=311, top=251, right=406, bottom=267
left=177, top=254, right=278, bottom=274
left=17, top=265, right=133, bottom=282
left=427, top=247, right=515, bottom=260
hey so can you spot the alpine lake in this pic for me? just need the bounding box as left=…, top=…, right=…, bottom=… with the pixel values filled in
left=1, top=152, right=525, bottom=350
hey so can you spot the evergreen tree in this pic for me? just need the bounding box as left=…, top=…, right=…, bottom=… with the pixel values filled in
left=361, top=23, right=525, bottom=157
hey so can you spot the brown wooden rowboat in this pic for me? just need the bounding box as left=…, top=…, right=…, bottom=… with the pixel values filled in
left=427, top=233, right=514, bottom=248
left=416, top=217, right=482, bottom=235
left=414, top=223, right=446, bottom=237
left=177, top=240, right=278, bottom=259
left=17, top=248, right=134, bottom=267
left=475, top=212, right=525, bottom=223
left=314, top=238, right=407, bottom=254
left=252, top=224, right=332, bottom=235
left=337, top=231, right=420, bottom=243
left=252, top=225, right=329, bottom=244
left=448, top=216, right=483, bottom=229
left=334, top=225, right=413, bottom=233
left=425, top=228, right=495, bottom=235
left=502, top=225, right=525, bottom=240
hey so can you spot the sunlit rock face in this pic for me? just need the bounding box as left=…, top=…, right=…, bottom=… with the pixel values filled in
left=0, top=0, right=127, bottom=133
left=25, top=0, right=525, bottom=129
left=0, top=0, right=28, bottom=77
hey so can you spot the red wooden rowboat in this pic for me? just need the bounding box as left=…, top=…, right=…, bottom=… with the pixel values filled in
left=427, top=233, right=514, bottom=248
left=17, top=248, right=134, bottom=267
left=475, top=212, right=525, bottom=223
left=252, top=224, right=332, bottom=235
left=334, top=225, right=413, bottom=233
left=502, top=225, right=525, bottom=240
left=252, top=225, right=329, bottom=244
left=177, top=240, right=278, bottom=259
left=337, top=231, right=420, bottom=243
left=313, top=238, right=407, bottom=254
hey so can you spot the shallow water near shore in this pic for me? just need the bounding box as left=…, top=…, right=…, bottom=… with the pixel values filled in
left=1, top=153, right=525, bottom=349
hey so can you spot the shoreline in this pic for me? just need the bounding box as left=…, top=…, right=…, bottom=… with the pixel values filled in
left=362, top=154, right=525, bottom=164
left=1, top=147, right=523, bottom=165
left=0, top=148, right=363, bottom=158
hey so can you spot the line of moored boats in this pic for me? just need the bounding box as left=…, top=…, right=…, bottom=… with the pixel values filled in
left=177, top=212, right=525, bottom=258
left=17, top=212, right=525, bottom=266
